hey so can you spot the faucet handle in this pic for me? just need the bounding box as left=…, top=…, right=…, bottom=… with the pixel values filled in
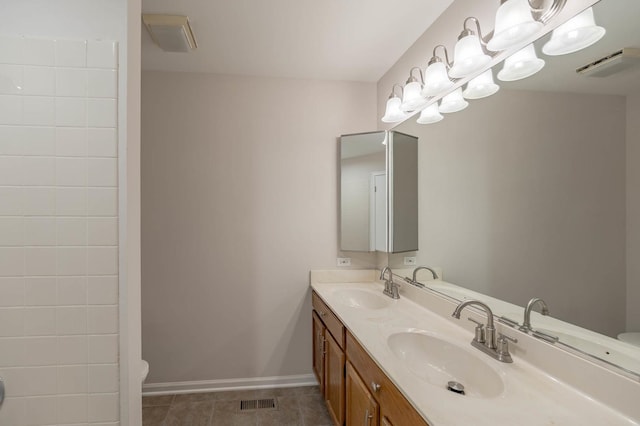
left=467, top=317, right=483, bottom=327
left=467, top=317, right=486, bottom=343
left=498, top=332, right=518, bottom=344
left=496, top=333, right=517, bottom=363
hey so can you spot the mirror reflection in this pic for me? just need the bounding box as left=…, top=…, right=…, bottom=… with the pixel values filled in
left=392, top=0, right=640, bottom=375
left=340, top=132, right=386, bottom=252
left=340, top=131, right=419, bottom=253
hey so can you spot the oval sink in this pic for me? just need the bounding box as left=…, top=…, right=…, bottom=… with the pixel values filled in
left=334, top=288, right=392, bottom=310
left=387, top=332, right=505, bottom=398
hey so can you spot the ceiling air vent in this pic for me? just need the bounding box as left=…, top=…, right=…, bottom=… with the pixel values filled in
left=576, top=48, right=640, bottom=78
left=143, top=14, right=198, bottom=52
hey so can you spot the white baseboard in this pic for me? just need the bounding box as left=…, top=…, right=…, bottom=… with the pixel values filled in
left=142, top=374, right=318, bottom=396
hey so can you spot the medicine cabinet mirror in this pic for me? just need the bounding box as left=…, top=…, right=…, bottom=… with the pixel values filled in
left=339, top=131, right=418, bottom=253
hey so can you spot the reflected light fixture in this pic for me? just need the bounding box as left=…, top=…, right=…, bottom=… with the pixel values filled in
left=143, top=14, right=198, bottom=52
left=401, top=67, right=428, bottom=111
left=381, top=84, right=408, bottom=123
left=449, top=17, right=492, bottom=78
left=487, top=0, right=543, bottom=52
left=439, top=88, right=469, bottom=113
left=498, top=43, right=545, bottom=81
left=463, top=69, right=500, bottom=99
left=542, top=7, right=605, bottom=56
left=421, top=45, right=455, bottom=97
left=416, top=103, right=444, bottom=124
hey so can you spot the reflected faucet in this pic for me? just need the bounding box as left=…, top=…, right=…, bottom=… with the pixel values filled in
left=403, top=266, right=438, bottom=288
left=380, top=267, right=400, bottom=299
left=519, top=298, right=550, bottom=333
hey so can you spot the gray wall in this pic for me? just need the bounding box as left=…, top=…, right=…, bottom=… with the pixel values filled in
left=141, top=71, right=376, bottom=384
left=628, top=92, right=640, bottom=332
left=395, top=89, right=627, bottom=337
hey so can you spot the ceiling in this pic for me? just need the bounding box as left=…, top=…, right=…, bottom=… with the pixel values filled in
left=141, top=0, right=454, bottom=82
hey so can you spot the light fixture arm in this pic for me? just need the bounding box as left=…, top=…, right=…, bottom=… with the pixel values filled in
left=429, top=45, right=452, bottom=68
left=460, top=17, right=487, bottom=44
left=406, top=66, right=425, bottom=84
left=388, top=83, right=404, bottom=100
left=528, top=0, right=567, bottom=23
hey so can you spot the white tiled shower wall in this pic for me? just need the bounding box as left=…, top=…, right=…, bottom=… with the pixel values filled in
left=0, top=37, right=119, bottom=425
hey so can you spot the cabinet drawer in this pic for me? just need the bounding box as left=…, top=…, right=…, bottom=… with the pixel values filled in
left=312, top=291, right=345, bottom=349
left=346, top=331, right=430, bottom=426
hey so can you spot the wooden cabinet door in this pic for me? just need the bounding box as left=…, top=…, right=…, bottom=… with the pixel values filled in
left=346, top=362, right=379, bottom=426
left=325, top=331, right=345, bottom=425
left=312, top=311, right=325, bottom=395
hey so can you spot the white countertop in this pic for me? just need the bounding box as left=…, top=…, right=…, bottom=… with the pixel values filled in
left=311, top=272, right=640, bottom=425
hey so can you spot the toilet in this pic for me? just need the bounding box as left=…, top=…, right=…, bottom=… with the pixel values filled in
left=618, top=332, right=640, bottom=347
left=141, top=360, right=150, bottom=383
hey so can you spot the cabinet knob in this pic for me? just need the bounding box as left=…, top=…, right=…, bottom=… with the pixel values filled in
left=371, top=382, right=381, bottom=393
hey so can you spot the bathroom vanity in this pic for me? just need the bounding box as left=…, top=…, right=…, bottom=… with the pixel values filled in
left=312, top=292, right=428, bottom=426
left=310, top=270, right=640, bottom=426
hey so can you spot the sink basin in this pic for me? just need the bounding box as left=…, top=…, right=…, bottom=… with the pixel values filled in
left=387, top=332, right=505, bottom=398
left=334, top=288, right=392, bottom=310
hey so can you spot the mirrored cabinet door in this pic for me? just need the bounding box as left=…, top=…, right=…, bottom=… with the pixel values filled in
left=339, top=131, right=418, bottom=253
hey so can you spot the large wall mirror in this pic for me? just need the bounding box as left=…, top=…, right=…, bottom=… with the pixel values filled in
left=392, top=0, right=640, bottom=376
left=340, top=131, right=418, bottom=253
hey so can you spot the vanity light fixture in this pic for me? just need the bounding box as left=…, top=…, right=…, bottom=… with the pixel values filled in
left=449, top=17, right=492, bottom=79
left=401, top=67, right=428, bottom=111
left=416, top=103, right=444, bottom=124
left=463, top=69, right=500, bottom=99
left=487, top=0, right=543, bottom=52
left=438, top=88, right=469, bottom=113
left=421, top=45, right=455, bottom=97
left=542, top=7, right=605, bottom=56
left=497, top=43, right=545, bottom=81
left=382, top=84, right=408, bottom=123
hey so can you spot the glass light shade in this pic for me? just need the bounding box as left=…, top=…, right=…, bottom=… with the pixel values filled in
left=438, top=88, right=469, bottom=113
left=416, top=103, right=443, bottom=124
left=542, top=7, right=605, bottom=56
left=381, top=96, right=408, bottom=123
left=463, top=69, right=500, bottom=99
left=449, top=34, right=492, bottom=78
left=401, top=80, right=428, bottom=111
left=421, top=61, right=454, bottom=97
left=497, top=44, right=545, bottom=81
left=487, top=0, right=543, bottom=52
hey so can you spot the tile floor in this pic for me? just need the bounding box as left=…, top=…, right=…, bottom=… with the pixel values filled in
left=142, top=386, right=334, bottom=426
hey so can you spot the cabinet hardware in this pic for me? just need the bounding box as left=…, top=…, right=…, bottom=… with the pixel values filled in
left=371, top=382, right=381, bottom=393
left=364, top=408, right=373, bottom=426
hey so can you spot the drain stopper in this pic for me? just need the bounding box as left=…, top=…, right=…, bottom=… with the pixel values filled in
left=447, top=381, right=465, bottom=395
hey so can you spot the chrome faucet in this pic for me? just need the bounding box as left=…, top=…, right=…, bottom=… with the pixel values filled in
left=404, top=266, right=439, bottom=287
left=519, top=298, right=549, bottom=333
left=452, top=299, right=517, bottom=363
left=380, top=267, right=400, bottom=299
